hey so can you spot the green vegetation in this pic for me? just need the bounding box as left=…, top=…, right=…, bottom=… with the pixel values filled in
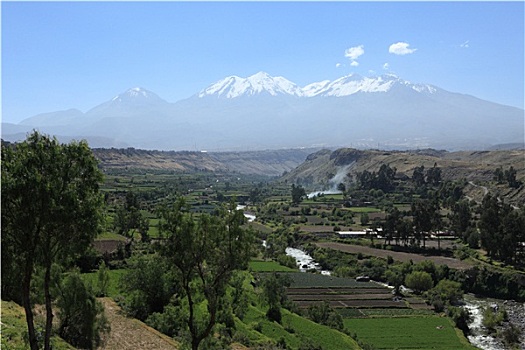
left=3, top=134, right=524, bottom=349
left=249, top=260, right=297, bottom=272
left=2, top=132, right=104, bottom=350
left=344, top=316, right=476, bottom=349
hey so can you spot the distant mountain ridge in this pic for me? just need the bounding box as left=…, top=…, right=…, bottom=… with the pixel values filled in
left=196, top=72, right=437, bottom=98
left=3, top=72, right=524, bottom=151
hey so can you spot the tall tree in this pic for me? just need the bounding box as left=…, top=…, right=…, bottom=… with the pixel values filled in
left=291, top=184, right=306, bottom=205
left=114, top=191, right=149, bottom=242
left=1, top=132, right=103, bottom=350
left=158, top=199, right=253, bottom=350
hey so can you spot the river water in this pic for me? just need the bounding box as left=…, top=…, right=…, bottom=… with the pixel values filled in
left=236, top=205, right=256, bottom=222
left=463, top=298, right=506, bottom=350
left=463, top=296, right=525, bottom=350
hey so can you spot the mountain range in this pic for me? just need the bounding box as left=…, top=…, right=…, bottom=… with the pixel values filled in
left=2, top=72, right=523, bottom=150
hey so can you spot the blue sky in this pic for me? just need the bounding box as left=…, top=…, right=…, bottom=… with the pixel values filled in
left=2, top=1, right=524, bottom=123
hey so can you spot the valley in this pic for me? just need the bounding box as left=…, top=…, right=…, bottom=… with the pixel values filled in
left=3, top=139, right=524, bottom=350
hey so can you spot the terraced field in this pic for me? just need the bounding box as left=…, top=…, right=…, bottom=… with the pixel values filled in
left=286, top=273, right=431, bottom=312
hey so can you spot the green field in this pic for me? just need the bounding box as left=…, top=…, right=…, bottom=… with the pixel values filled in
left=288, top=272, right=380, bottom=288
left=239, top=305, right=360, bottom=350
left=249, top=260, right=296, bottom=272
left=344, top=316, right=476, bottom=350
left=81, top=269, right=127, bottom=297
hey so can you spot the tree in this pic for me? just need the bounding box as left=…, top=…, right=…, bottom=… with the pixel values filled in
left=412, top=199, right=441, bottom=248
left=158, top=199, right=253, bottom=350
left=405, top=271, right=434, bottom=294
left=449, top=200, right=472, bottom=240
left=56, top=271, right=110, bottom=349
left=291, top=184, right=306, bottom=204
left=260, top=272, right=291, bottom=323
left=426, top=163, right=442, bottom=186
left=425, top=279, right=463, bottom=311
left=307, top=302, right=344, bottom=331
left=95, top=261, right=110, bottom=297
left=412, top=165, right=426, bottom=188
left=114, top=191, right=150, bottom=242
left=1, top=132, right=103, bottom=350
left=121, top=254, right=176, bottom=320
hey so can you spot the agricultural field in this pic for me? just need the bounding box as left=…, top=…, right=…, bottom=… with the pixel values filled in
left=286, top=272, right=431, bottom=312
left=344, top=316, right=476, bottom=350
left=249, top=260, right=297, bottom=272
left=316, top=242, right=473, bottom=270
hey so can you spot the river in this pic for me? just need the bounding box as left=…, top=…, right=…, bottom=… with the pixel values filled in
left=463, top=296, right=525, bottom=350
left=236, top=204, right=256, bottom=222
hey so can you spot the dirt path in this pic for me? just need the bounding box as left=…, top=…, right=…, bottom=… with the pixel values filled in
left=98, top=298, right=179, bottom=350
left=316, top=242, right=473, bottom=270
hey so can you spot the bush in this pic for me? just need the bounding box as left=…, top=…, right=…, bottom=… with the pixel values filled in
left=56, top=272, right=110, bottom=349
left=405, top=271, right=433, bottom=294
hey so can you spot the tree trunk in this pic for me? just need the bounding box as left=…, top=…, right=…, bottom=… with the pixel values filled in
left=22, top=261, right=39, bottom=350
left=44, top=264, right=54, bottom=350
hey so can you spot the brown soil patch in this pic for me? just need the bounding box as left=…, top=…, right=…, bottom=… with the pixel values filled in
left=98, top=298, right=179, bottom=350
left=316, top=242, right=473, bottom=270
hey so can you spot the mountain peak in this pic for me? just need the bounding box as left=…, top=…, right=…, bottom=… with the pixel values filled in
left=198, top=72, right=303, bottom=98
left=112, top=87, right=161, bottom=101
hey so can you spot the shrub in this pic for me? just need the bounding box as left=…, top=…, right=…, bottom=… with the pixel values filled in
left=56, top=272, right=110, bottom=349
left=405, top=271, right=433, bottom=294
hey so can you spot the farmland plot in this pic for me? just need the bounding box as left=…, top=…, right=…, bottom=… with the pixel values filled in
left=344, top=316, right=476, bottom=349
left=286, top=273, right=427, bottom=311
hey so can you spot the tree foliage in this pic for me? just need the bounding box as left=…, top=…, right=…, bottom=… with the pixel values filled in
left=158, top=199, right=254, bottom=350
left=114, top=191, right=150, bottom=242
left=478, top=195, right=525, bottom=264
left=291, top=184, right=307, bottom=204
left=56, top=271, right=110, bottom=349
left=1, top=132, right=103, bottom=350
left=405, top=271, right=434, bottom=294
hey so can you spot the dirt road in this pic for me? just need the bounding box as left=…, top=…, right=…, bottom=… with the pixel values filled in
left=98, top=298, right=179, bottom=350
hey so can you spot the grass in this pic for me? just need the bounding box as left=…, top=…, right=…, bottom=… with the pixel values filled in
left=239, top=305, right=360, bottom=350
left=249, top=260, right=296, bottom=272
left=282, top=309, right=360, bottom=350
left=1, top=300, right=75, bottom=350
left=288, top=272, right=381, bottom=288
left=81, top=269, right=127, bottom=297
left=344, top=316, right=477, bottom=349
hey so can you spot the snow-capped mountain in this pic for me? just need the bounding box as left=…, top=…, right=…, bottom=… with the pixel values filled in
left=6, top=72, right=524, bottom=151
left=198, top=72, right=303, bottom=98
left=196, top=72, right=439, bottom=99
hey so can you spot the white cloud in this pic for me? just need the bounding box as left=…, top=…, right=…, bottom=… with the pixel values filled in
left=344, top=45, right=364, bottom=66
left=345, top=45, right=365, bottom=60
left=336, top=63, right=343, bottom=68
left=460, top=40, right=470, bottom=48
left=383, top=63, right=390, bottom=70
left=389, top=42, right=417, bottom=55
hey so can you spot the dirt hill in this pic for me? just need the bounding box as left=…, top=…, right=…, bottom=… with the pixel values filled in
left=281, top=148, right=525, bottom=206
left=93, top=147, right=318, bottom=176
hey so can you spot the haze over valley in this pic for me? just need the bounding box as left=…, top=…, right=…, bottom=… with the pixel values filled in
left=3, top=72, right=523, bottom=151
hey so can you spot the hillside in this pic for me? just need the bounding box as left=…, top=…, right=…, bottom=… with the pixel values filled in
left=93, top=147, right=318, bottom=177
left=280, top=148, right=525, bottom=206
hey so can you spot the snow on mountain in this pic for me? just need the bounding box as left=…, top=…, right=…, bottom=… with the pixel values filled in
left=198, top=72, right=438, bottom=99
left=107, top=87, right=168, bottom=105
left=198, top=71, right=303, bottom=98
left=7, top=72, right=522, bottom=151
